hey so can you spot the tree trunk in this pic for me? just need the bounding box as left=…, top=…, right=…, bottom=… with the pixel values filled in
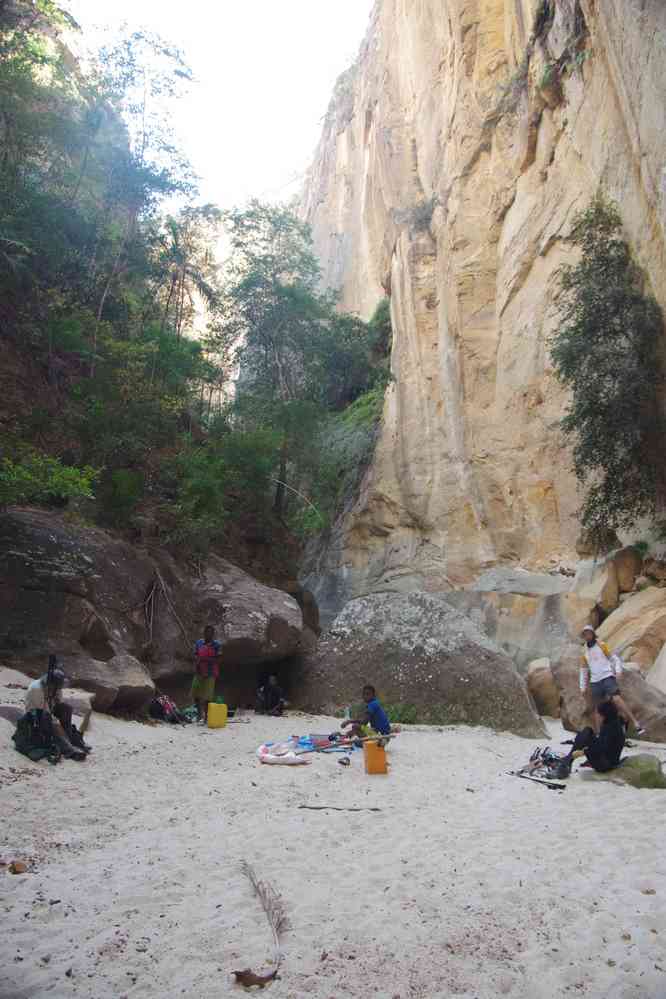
left=161, top=273, right=178, bottom=332
left=91, top=208, right=138, bottom=376
left=273, top=439, right=288, bottom=515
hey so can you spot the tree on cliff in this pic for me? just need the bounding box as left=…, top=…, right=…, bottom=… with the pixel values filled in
left=551, top=194, right=665, bottom=541
left=216, top=201, right=376, bottom=516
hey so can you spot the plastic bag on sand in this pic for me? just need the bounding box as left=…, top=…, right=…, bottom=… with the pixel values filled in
left=256, top=741, right=311, bottom=766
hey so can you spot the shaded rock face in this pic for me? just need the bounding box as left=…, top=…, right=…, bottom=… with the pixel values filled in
left=189, top=556, right=303, bottom=668
left=551, top=655, right=666, bottom=743
left=0, top=509, right=155, bottom=710
left=290, top=592, right=545, bottom=737
left=527, top=658, right=560, bottom=717
left=0, top=510, right=304, bottom=711
left=300, top=0, right=666, bottom=618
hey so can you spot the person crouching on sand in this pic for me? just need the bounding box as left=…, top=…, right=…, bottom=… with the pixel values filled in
left=579, top=625, right=645, bottom=736
left=561, top=698, right=626, bottom=773
left=192, top=625, right=222, bottom=724
left=25, top=664, right=90, bottom=760
left=340, top=684, right=391, bottom=739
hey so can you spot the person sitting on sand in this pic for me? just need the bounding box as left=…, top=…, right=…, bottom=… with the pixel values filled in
left=340, top=684, right=391, bottom=739
left=256, top=675, right=285, bottom=716
left=561, top=698, right=626, bottom=773
left=25, top=663, right=90, bottom=760
left=579, top=625, right=645, bottom=736
left=192, top=625, right=222, bottom=724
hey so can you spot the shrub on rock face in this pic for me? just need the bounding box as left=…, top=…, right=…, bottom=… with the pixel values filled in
left=290, top=592, right=545, bottom=737
left=550, top=194, right=666, bottom=543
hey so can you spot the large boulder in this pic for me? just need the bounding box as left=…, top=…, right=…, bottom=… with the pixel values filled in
left=527, top=658, right=560, bottom=717
left=613, top=547, right=644, bottom=593
left=189, top=556, right=303, bottom=667
left=0, top=507, right=154, bottom=675
left=597, top=587, right=666, bottom=669
left=582, top=754, right=666, bottom=790
left=290, top=592, right=545, bottom=737
left=572, top=559, right=619, bottom=615
left=65, top=654, right=154, bottom=711
left=551, top=653, right=666, bottom=742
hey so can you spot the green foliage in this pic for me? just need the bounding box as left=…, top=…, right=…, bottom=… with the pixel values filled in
left=632, top=540, right=649, bottom=559
left=171, top=428, right=281, bottom=549
left=215, top=204, right=387, bottom=523
left=392, top=198, right=436, bottom=232
left=368, top=298, right=392, bottom=358
left=550, top=194, right=665, bottom=540
left=292, top=384, right=387, bottom=536
left=539, top=62, right=558, bottom=88
left=0, top=5, right=385, bottom=552
left=97, top=469, right=144, bottom=526
left=384, top=703, right=419, bottom=725
left=0, top=450, right=97, bottom=508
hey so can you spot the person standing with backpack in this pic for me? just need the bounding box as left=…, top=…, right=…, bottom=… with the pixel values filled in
left=579, top=625, right=645, bottom=736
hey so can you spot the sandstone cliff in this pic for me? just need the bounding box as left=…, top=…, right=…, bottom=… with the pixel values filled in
left=301, top=0, right=666, bottom=621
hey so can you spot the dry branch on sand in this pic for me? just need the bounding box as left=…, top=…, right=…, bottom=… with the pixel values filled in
left=233, top=861, right=289, bottom=989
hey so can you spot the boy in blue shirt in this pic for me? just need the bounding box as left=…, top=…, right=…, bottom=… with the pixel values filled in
left=341, top=684, right=391, bottom=739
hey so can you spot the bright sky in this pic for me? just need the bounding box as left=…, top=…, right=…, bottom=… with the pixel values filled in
left=66, top=0, right=374, bottom=209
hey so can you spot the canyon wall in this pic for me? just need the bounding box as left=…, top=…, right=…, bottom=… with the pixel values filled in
left=301, top=0, right=666, bottom=622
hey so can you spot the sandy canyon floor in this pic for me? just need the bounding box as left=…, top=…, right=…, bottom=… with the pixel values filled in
left=2, top=706, right=666, bottom=999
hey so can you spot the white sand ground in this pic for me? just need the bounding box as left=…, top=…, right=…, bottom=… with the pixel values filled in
left=2, top=692, right=666, bottom=999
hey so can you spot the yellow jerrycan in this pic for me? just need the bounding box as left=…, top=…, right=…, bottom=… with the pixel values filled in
left=207, top=701, right=228, bottom=729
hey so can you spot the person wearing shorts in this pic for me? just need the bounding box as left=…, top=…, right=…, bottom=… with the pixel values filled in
left=192, top=625, right=221, bottom=723
left=579, top=625, right=645, bottom=735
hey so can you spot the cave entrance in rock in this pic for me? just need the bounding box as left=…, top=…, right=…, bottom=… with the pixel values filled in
left=161, top=658, right=297, bottom=713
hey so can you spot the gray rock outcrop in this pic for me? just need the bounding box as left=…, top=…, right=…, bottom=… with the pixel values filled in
left=290, top=592, right=545, bottom=737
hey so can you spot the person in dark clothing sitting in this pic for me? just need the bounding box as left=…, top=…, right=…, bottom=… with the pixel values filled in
left=256, top=675, right=285, bottom=716
left=564, top=699, right=625, bottom=773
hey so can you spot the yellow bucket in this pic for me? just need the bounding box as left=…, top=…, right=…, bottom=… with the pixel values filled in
left=207, top=702, right=228, bottom=729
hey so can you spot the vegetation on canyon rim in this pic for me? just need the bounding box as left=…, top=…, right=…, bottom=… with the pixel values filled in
left=3, top=4, right=664, bottom=558
left=551, top=193, right=665, bottom=543
left=0, top=1, right=388, bottom=549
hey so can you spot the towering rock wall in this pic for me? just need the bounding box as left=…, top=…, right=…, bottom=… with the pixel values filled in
left=301, top=0, right=666, bottom=622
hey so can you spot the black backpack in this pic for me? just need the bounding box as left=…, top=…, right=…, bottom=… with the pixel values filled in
left=12, top=711, right=61, bottom=764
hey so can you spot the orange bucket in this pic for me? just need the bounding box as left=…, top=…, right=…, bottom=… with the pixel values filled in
left=363, top=740, right=388, bottom=775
